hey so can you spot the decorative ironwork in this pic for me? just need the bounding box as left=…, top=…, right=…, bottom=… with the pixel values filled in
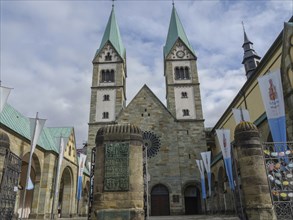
left=262, top=142, right=293, bottom=220
left=88, top=147, right=96, bottom=220
left=0, top=149, right=22, bottom=220
left=143, top=131, right=161, bottom=158
left=104, top=143, right=129, bottom=191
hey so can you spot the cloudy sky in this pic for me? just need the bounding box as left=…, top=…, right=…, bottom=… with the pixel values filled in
left=1, top=0, right=292, bottom=148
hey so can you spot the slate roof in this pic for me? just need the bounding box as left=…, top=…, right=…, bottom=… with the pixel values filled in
left=164, top=5, right=195, bottom=58
left=95, top=7, right=126, bottom=60
left=0, top=103, right=72, bottom=154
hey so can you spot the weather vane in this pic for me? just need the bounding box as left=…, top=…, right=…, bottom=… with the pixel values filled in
left=112, top=0, right=115, bottom=8
left=172, top=0, right=175, bottom=6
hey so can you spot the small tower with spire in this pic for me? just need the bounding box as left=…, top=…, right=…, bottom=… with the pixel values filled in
left=242, top=22, right=261, bottom=79
left=164, top=5, right=204, bottom=121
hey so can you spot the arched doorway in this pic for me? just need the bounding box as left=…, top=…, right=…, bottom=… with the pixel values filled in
left=184, top=185, right=201, bottom=215
left=18, top=153, right=41, bottom=218
left=151, top=184, right=170, bottom=216
left=58, top=166, right=73, bottom=217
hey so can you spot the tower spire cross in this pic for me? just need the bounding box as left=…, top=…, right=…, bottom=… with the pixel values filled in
left=172, top=0, right=175, bottom=6
left=242, top=21, right=246, bottom=33
left=112, top=0, right=115, bottom=8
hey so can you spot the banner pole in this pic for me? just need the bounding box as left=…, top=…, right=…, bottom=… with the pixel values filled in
left=20, top=112, right=38, bottom=220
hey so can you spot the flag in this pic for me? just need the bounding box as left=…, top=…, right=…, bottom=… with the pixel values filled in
left=201, top=151, right=211, bottom=197
left=196, top=159, right=206, bottom=199
left=77, top=153, right=86, bottom=200
left=0, top=85, right=12, bottom=113
left=26, top=114, right=46, bottom=188
left=29, top=116, right=46, bottom=154
left=216, top=129, right=234, bottom=191
left=26, top=176, right=34, bottom=190
left=232, top=108, right=250, bottom=124
left=258, top=70, right=287, bottom=152
left=54, top=137, right=67, bottom=198
left=21, top=113, right=46, bottom=219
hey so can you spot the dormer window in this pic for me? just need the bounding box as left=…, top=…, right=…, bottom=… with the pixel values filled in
left=174, top=66, right=190, bottom=80
left=101, top=69, right=115, bottom=82
left=181, top=92, right=188, bottom=98
left=183, top=109, right=189, bottom=116
left=105, top=52, right=112, bottom=61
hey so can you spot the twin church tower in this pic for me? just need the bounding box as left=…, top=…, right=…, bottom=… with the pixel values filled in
left=87, top=4, right=260, bottom=215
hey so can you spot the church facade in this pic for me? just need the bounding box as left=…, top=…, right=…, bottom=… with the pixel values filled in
left=87, top=6, right=207, bottom=215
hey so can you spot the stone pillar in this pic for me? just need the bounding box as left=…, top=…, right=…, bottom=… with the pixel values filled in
left=92, top=124, right=144, bottom=220
left=234, top=121, right=276, bottom=220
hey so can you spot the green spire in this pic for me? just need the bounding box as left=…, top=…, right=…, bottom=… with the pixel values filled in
left=164, top=6, right=195, bottom=58
left=95, top=7, right=125, bottom=59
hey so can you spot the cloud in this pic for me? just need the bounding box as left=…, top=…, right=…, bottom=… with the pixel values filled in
left=1, top=0, right=292, bottom=147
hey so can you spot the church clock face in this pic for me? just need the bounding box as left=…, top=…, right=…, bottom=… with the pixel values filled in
left=176, top=50, right=185, bottom=58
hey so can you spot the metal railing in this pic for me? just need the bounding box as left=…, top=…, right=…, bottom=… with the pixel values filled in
left=262, top=142, right=293, bottom=220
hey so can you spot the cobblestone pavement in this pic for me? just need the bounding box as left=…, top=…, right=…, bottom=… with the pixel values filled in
left=57, top=215, right=239, bottom=220
left=148, top=215, right=240, bottom=220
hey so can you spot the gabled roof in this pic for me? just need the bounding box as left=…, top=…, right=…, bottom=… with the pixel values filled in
left=119, top=84, right=175, bottom=120
left=47, top=127, right=73, bottom=141
left=95, top=7, right=125, bottom=60
left=0, top=103, right=73, bottom=154
left=164, top=6, right=195, bottom=58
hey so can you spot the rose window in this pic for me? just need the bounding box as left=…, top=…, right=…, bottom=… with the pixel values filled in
left=143, top=131, right=161, bottom=158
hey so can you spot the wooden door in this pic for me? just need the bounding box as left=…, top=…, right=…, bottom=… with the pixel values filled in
left=151, top=184, right=170, bottom=216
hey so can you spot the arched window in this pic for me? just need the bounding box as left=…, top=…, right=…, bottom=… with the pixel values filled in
left=105, top=52, right=112, bottom=61
left=184, top=67, right=190, bottom=79
left=181, top=92, right=188, bottom=98
left=179, top=67, right=184, bottom=79
left=69, top=146, right=72, bottom=156
left=174, top=66, right=191, bottom=80
left=183, top=109, right=189, bottom=116
left=103, top=94, right=110, bottom=101
left=110, top=70, right=115, bottom=82
left=101, top=69, right=115, bottom=82
left=102, top=112, right=109, bottom=119
left=175, top=67, right=180, bottom=80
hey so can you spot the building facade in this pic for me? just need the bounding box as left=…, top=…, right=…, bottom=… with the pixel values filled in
left=205, top=18, right=293, bottom=216
left=87, top=6, right=207, bottom=216
left=0, top=104, right=90, bottom=219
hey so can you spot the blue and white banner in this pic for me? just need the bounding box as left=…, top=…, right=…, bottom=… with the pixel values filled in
left=54, top=137, right=67, bottom=198
left=0, top=85, right=12, bottom=113
left=77, top=153, right=86, bottom=200
left=216, top=129, right=234, bottom=191
left=26, top=176, right=34, bottom=190
left=258, top=70, right=287, bottom=152
left=196, top=159, right=206, bottom=199
left=201, top=151, right=211, bottom=197
left=232, top=108, right=250, bottom=124
left=26, top=114, right=46, bottom=190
